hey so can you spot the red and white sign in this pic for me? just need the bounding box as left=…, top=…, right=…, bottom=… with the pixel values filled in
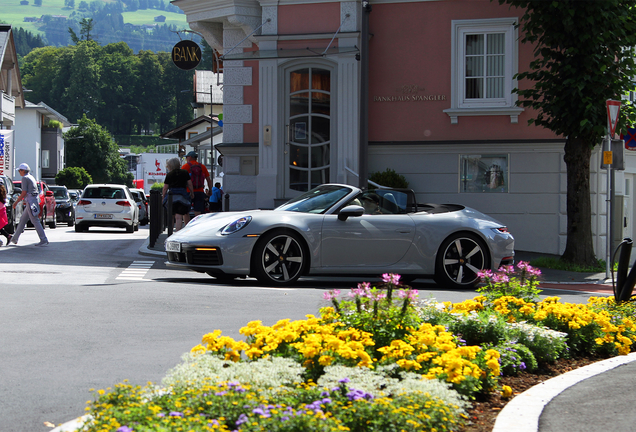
left=607, top=100, right=622, bottom=137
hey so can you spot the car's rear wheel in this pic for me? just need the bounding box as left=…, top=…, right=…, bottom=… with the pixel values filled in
left=48, top=211, right=56, bottom=229
left=251, top=230, right=306, bottom=285
left=75, top=224, right=86, bottom=232
left=126, top=223, right=134, bottom=233
left=434, top=232, right=489, bottom=289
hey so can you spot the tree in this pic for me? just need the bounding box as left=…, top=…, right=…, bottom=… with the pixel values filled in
left=65, top=115, right=133, bottom=186
left=55, top=167, right=93, bottom=188
left=497, top=0, right=636, bottom=266
left=69, top=17, right=96, bottom=43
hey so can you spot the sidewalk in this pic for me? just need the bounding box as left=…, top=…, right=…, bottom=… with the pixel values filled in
left=137, top=237, right=634, bottom=432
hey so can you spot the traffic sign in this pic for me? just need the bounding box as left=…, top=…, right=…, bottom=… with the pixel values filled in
left=607, top=100, right=622, bottom=137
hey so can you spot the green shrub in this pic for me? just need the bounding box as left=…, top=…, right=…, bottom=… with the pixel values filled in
left=493, top=342, right=538, bottom=375
left=369, top=168, right=409, bottom=188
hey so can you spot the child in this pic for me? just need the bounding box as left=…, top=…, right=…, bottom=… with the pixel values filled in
left=0, top=178, right=12, bottom=246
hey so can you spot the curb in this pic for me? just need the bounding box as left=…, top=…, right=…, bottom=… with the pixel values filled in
left=138, top=236, right=166, bottom=258
left=492, top=351, right=636, bottom=432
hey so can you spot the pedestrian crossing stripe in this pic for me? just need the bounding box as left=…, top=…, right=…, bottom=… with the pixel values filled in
left=116, top=261, right=154, bottom=280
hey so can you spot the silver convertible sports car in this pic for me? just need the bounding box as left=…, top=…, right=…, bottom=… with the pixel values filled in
left=165, top=184, right=514, bottom=288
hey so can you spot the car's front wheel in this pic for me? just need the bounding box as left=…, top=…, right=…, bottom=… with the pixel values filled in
left=434, top=232, right=489, bottom=289
left=251, top=230, right=306, bottom=285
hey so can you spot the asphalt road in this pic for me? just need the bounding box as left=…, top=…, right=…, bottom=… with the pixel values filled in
left=0, top=225, right=606, bottom=431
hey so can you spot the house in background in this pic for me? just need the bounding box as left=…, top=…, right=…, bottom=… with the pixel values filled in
left=14, top=100, right=72, bottom=183
left=0, top=24, right=26, bottom=177
left=172, top=0, right=635, bottom=257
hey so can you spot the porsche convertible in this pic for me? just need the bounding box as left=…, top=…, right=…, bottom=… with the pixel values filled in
left=165, top=184, right=514, bottom=288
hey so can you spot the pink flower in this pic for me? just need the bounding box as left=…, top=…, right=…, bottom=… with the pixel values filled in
left=382, top=273, right=401, bottom=285
left=322, top=290, right=341, bottom=301
left=397, top=289, right=419, bottom=300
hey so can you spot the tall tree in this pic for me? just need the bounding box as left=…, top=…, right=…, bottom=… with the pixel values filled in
left=61, top=41, right=101, bottom=122
left=65, top=115, right=133, bottom=185
left=497, top=0, right=636, bottom=266
left=134, top=50, right=163, bottom=134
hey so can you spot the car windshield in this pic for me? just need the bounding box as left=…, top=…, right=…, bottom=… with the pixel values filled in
left=84, top=187, right=126, bottom=199
left=51, top=187, right=69, bottom=199
left=276, top=185, right=353, bottom=214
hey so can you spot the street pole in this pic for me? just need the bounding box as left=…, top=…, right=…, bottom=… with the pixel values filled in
left=606, top=135, right=611, bottom=279
left=358, top=0, right=371, bottom=189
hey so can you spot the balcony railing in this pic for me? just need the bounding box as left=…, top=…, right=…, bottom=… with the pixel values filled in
left=1, top=92, right=15, bottom=125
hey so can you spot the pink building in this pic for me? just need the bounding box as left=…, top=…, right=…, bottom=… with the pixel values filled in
left=173, top=0, right=633, bottom=256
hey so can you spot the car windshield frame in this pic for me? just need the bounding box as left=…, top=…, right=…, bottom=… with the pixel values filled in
left=275, top=185, right=354, bottom=214
left=50, top=187, right=69, bottom=199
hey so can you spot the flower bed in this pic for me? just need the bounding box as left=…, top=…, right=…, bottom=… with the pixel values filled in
left=79, top=266, right=636, bottom=432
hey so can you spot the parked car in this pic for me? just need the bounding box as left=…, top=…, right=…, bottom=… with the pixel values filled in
left=1, top=174, right=23, bottom=233
left=13, top=179, right=57, bottom=229
left=68, top=189, right=81, bottom=207
left=165, top=183, right=515, bottom=287
left=130, top=188, right=149, bottom=225
left=49, top=185, right=76, bottom=226
left=75, top=184, right=139, bottom=233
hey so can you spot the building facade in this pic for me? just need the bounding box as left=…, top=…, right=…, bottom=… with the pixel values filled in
left=173, top=0, right=631, bottom=256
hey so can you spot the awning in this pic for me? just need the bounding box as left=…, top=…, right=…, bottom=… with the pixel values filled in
left=221, top=46, right=358, bottom=61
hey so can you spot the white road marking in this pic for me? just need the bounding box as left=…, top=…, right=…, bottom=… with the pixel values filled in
left=116, top=261, right=154, bottom=280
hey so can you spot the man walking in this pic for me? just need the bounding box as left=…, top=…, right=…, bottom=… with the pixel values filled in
left=10, top=163, right=49, bottom=246
left=181, top=151, right=212, bottom=216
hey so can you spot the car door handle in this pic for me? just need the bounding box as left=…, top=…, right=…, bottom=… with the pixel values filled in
left=396, top=229, right=412, bottom=234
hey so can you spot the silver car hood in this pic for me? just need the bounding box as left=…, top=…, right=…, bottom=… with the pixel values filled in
left=166, top=210, right=264, bottom=242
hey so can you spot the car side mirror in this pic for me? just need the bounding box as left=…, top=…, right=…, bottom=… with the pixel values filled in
left=338, top=205, right=364, bottom=221
left=14, top=187, right=22, bottom=194
left=46, top=191, right=54, bottom=197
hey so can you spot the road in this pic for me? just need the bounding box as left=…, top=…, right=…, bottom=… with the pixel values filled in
left=0, top=225, right=604, bottom=431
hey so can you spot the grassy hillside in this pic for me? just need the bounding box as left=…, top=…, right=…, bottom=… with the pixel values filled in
left=0, top=0, right=187, bottom=37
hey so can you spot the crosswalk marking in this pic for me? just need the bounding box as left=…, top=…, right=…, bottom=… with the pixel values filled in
left=116, top=261, right=155, bottom=280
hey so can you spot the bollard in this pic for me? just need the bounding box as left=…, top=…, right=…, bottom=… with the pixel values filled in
left=167, top=192, right=174, bottom=236
left=615, top=237, right=636, bottom=302
left=149, top=189, right=162, bottom=247
left=224, top=193, right=230, bottom=212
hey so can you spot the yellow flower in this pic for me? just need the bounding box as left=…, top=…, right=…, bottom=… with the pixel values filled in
left=501, top=385, right=513, bottom=398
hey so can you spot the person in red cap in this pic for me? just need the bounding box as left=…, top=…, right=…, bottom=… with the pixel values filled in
left=181, top=151, right=212, bottom=217
left=10, top=163, right=49, bottom=246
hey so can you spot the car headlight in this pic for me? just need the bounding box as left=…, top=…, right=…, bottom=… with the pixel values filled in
left=221, top=216, right=252, bottom=235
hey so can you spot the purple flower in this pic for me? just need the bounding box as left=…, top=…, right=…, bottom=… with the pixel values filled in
left=215, top=391, right=227, bottom=396
left=157, top=413, right=165, bottom=418
left=116, top=427, right=133, bottom=432
left=322, top=398, right=332, bottom=404
left=236, top=413, right=249, bottom=425
left=338, top=377, right=350, bottom=383
left=321, top=391, right=330, bottom=397
left=520, top=362, right=527, bottom=370
left=169, top=412, right=183, bottom=417
left=208, top=419, right=220, bottom=426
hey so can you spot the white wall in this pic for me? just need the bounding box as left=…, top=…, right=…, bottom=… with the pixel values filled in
left=14, top=109, right=42, bottom=181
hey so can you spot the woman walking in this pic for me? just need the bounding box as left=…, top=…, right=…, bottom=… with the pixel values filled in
left=162, top=157, right=194, bottom=231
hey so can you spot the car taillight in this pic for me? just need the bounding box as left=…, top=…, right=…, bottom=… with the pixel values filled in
left=78, top=200, right=91, bottom=206
left=116, top=200, right=132, bottom=207
left=494, top=227, right=509, bottom=233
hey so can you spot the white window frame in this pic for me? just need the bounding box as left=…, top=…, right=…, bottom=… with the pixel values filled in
left=42, top=149, right=50, bottom=169
left=444, top=17, right=523, bottom=124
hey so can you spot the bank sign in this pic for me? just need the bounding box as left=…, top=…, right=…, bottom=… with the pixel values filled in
left=0, top=130, right=13, bottom=177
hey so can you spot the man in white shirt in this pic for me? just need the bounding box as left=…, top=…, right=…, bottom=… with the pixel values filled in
left=10, top=163, right=49, bottom=246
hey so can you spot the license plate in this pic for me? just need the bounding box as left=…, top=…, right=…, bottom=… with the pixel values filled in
left=166, top=241, right=181, bottom=252
left=94, top=214, right=113, bottom=219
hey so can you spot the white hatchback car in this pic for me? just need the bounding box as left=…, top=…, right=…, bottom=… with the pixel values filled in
left=75, top=184, right=139, bottom=233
